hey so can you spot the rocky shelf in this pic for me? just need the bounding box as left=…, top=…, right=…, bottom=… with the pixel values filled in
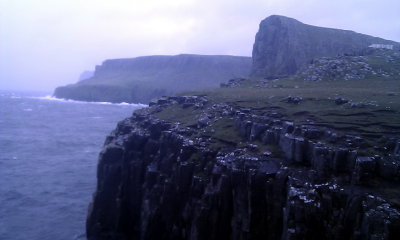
left=87, top=95, right=400, bottom=240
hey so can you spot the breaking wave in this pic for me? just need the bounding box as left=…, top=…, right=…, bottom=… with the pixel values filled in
left=32, top=95, right=148, bottom=107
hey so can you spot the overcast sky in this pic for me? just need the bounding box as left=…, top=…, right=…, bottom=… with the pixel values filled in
left=1, top=0, right=399, bottom=92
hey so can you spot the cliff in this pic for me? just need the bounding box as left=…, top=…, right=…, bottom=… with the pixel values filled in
left=86, top=16, right=400, bottom=240
left=87, top=92, right=400, bottom=240
left=54, top=54, right=251, bottom=103
left=87, top=49, right=400, bottom=239
left=251, top=15, right=400, bottom=78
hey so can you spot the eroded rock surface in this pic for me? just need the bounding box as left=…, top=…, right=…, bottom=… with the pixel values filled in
left=87, top=97, right=400, bottom=240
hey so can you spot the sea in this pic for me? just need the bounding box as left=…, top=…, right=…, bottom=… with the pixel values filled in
left=0, top=90, right=146, bottom=240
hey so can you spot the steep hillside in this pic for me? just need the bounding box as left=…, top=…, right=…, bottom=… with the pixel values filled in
left=54, top=54, right=251, bottom=103
left=251, top=15, right=399, bottom=78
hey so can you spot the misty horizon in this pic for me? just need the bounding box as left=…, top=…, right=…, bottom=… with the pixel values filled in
left=1, top=0, right=400, bottom=92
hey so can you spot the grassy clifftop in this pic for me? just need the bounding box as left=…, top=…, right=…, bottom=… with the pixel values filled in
left=149, top=49, right=400, bottom=156
left=134, top=48, right=400, bottom=208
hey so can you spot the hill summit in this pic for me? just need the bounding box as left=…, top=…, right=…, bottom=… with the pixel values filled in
left=251, top=15, right=399, bottom=78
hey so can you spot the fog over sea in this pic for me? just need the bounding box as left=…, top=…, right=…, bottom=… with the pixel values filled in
left=0, top=91, right=145, bottom=240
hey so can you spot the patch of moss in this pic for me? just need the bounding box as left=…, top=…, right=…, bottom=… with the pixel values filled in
left=153, top=104, right=201, bottom=127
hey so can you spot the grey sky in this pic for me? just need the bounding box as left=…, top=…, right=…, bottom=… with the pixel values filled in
left=1, top=0, right=399, bottom=92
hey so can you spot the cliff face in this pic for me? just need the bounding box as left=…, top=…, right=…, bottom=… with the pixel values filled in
left=87, top=96, right=400, bottom=240
left=251, top=15, right=399, bottom=78
left=54, top=54, right=251, bottom=103
left=85, top=16, right=400, bottom=240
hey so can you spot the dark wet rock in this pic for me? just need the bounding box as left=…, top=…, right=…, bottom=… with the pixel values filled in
left=239, top=120, right=253, bottom=139
left=87, top=99, right=400, bottom=240
left=262, top=129, right=276, bottom=145
left=326, top=131, right=340, bottom=143
left=279, top=133, right=306, bottom=164
left=220, top=78, right=247, bottom=88
left=197, top=116, right=210, bottom=128
left=148, top=99, right=158, bottom=106
left=269, top=112, right=283, bottom=118
left=352, top=157, right=377, bottom=185
left=302, top=126, right=323, bottom=139
left=394, top=141, right=400, bottom=154
left=359, top=196, right=400, bottom=239
left=376, top=156, right=400, bottom=181
left=249, top=122, right=267, bottom=141
left=241, top=108, right=251, bottom=114
left=156, top=96, right=169, bottom=105
left=283, top=96, right=303, bottom=104
left=261, top=126, right=282, bottom=145
left=335, top=97, right=349, bottom=105
left=182, top=102, right=195, bottom=108
left=283, top=121, right=294, bottom=134
left=332, top=148, right=350, bottom=173
left=311, top=145, right=334, bottom=176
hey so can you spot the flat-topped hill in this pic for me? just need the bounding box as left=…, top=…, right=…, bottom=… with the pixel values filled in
left=251, top=15, right=400, bottom=78
left=54, top=54, right=251, bottom=103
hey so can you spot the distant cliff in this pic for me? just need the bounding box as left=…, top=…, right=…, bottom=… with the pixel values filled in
left=79, top=71, right=94, bottom=81
left=54, top=54, right=251, bottom=103
left=251, top=15, right=400, bottom=78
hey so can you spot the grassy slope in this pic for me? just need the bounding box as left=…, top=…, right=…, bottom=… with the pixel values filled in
left=149, top=49, right=400, bottom=159
left=156, top=50, right=399, bottom=132
left=145, top=49, right=400, bottom=205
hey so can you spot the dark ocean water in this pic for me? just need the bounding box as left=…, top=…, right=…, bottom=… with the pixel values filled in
left=0, top=91, right=145, bottom=240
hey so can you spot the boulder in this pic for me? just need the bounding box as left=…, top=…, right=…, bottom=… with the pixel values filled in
left=335, top=97, right=349, bottom=105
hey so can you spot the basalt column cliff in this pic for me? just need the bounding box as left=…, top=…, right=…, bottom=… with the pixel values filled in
left=86, top=16, right=400, bottom=240
left=87, top=96, right=400, bottom=240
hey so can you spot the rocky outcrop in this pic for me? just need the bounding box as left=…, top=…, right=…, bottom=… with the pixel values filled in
left=54, top=54, right=251, bottom=103
left=87, top=97, right=400, bottom=240
left=251, top=15, right=400, bottom=78
left=299, top=48, right=400, bottom=81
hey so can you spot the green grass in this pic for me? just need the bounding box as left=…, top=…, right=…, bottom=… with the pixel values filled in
left=149, top=50, right=400, bottom=154
left=146, top=50, right=400, bottom=204
left=151, top=73, right=400, bottom=146
left=153, top=104, right=203, bottom=127
left=194, top=75, right=400, bottom=132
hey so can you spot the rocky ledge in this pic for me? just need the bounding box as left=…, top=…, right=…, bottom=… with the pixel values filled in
left=87, top=96, right=400, bottom=240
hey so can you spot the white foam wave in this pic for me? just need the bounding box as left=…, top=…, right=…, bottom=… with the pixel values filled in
left=31, top=95, right=148, bottom=107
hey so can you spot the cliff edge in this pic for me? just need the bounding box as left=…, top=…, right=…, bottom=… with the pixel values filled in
left=87, top=94, right=400, bottom=240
